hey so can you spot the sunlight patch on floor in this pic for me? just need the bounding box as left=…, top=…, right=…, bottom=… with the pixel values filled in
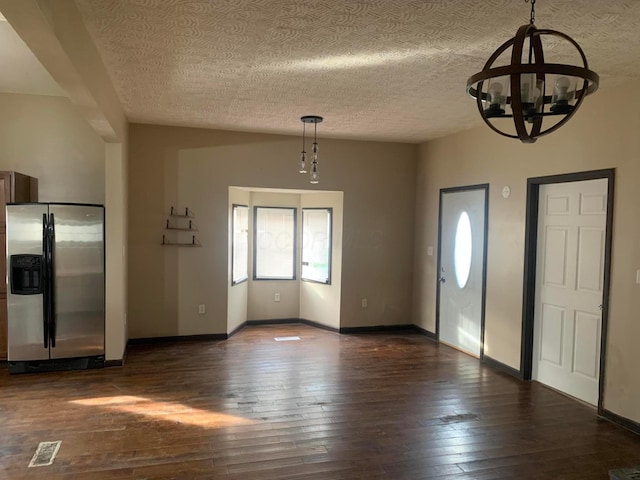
left=70, top=396, right=256, bottom=428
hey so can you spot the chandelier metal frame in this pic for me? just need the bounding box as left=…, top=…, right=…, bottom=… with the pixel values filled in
left=466, top=0, right=599, bottom=143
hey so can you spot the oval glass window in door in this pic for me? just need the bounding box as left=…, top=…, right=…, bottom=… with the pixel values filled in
left=454, top=211, right=473, bottom=288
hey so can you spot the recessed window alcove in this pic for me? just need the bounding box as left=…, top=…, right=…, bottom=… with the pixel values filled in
left=227, top=187, right=344, bottom=334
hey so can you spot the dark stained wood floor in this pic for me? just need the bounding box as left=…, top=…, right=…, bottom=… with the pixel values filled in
left=1, top=324, right=639, bottom=479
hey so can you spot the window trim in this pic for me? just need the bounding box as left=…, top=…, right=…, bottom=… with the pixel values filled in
left=301, top=207, right=332, bottom=285
left=231, top=204, right=249, bottom=286
left=253, top=206, right=297, bottom=281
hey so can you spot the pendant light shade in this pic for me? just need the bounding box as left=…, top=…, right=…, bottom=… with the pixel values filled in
left=298, top=115, right=323, bottom=183
left=466, top=0, right=599, bottom=143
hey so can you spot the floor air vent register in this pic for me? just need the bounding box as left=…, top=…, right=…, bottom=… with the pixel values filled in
left=28, top=441, right=61, bottom=468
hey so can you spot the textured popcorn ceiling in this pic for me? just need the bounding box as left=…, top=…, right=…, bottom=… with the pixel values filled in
left=75, top=0, right=640, bottom=143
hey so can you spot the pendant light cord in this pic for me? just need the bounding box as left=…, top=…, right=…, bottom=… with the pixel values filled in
left=302, top=122, right=306, bottom=153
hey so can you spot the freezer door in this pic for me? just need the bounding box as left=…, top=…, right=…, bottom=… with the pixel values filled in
left=49, top=204, right=105, bottom=359
left=6, top=204, right=49, bottom=361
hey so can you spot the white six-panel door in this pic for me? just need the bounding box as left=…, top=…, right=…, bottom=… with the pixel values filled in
left=533, top=179, right=607, bottom=405
left=439, top=188, right=486, bottom=358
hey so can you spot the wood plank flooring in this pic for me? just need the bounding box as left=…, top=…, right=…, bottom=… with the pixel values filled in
left=0, top=324, right=639, bottom=479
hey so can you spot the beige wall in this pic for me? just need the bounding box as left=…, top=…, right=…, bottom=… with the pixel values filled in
left=300, top=192, right=344, bottom=330
left=128, top=124, right=417, bottom=338
left=105, top=140, right=128, bottom=360
left=0, top=93, right=104, bottom=203
left=414, top=80, right=640, bottom=424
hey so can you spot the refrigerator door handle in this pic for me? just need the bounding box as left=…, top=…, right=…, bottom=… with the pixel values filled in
left=48, top=213, right=56, bottom=348
left=42, top=213, right=49, bottom=349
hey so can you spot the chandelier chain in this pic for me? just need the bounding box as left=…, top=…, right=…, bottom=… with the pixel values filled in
left=526, top=0, right=536, bottom=24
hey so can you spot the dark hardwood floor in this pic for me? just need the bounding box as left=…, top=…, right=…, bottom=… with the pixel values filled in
left=0, top=324, right=638, bottom=479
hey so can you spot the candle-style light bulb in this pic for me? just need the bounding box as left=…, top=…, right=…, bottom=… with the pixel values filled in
left=490, top=83, right=503, bottom=102
left=485, top=81, right=506, bottom=117
left=521, top=74, right=543, bottom=120
left=312, top=142, right=319, bottom=162
left=551, top=76, right=575, bottom=114
left=555, top=76, right=570, bottom=99
left=521, top=74, right=538, bottom=103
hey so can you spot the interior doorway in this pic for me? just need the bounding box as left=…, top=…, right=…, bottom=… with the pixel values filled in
left=436, top=185, right=489, bottom=358
left=521, top=170, right=614, bottom=410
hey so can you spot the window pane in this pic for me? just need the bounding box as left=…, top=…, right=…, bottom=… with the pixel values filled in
left=454, top=211, right=472, bottom=289
left=254, top=207, right=296, bottom=280
left=301, top=208, right=332, bottom=284
left=232, top=205, right=249, bottom=284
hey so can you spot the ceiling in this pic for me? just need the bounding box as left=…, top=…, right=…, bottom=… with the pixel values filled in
left=33, top=1, right=640, bottom=142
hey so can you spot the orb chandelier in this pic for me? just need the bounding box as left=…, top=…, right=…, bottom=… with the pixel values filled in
left=298, top=115, right=323, bottom=184
left=466, top=0, right=599, bottom=143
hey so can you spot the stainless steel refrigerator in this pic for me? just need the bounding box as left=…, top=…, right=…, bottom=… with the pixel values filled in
left=6, top=203, right=105, bottom=373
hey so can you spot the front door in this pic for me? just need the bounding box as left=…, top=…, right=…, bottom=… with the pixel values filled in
left=438, top=186, right=487, bottom=357
left=533, top=179, right=607, bottom=405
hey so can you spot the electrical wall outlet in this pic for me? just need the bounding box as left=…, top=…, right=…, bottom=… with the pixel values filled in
left=274, top=293, right=281, bottom=302
left=198, top=304, right=205, bottom=314
left=361, top=298, right=368, bottom=308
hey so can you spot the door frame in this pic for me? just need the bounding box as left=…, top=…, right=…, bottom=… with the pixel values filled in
left=520, top=169, right=615, bottom=412
left=436, top=183, right=490, bottom=359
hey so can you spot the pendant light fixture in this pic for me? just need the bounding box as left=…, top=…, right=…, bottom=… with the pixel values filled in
left=299, top=115, right=323, bottom=184
left=466, top=0, right=599, bottom=143
left=298, top=121, right=307, bottom=174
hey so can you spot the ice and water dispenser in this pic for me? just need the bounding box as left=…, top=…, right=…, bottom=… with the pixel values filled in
left=9, top=254, right=43, bottom=295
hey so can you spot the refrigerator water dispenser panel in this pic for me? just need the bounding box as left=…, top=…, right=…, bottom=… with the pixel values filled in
left=10, top=254, right=43, bottom=295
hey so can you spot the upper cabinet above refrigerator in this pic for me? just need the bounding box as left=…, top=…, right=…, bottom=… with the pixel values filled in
left=0, top=172, right=38, bottom=361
